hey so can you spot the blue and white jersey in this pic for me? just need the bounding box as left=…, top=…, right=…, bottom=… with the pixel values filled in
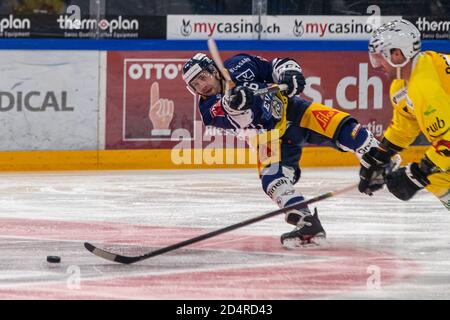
left=198, top=54, right=284, bottom=131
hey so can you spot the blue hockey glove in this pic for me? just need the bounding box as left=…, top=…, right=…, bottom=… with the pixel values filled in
left=228, top=86, right=254, bottom=111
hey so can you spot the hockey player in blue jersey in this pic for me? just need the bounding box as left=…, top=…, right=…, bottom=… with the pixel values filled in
left=182, top=52, right=384, bottom=248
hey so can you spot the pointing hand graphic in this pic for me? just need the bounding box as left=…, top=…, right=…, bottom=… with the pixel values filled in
left=148, top=82, right=174, bottom=136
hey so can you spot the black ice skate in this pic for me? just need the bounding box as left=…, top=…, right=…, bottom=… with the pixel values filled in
left=281, top=208, right=326, bottom=248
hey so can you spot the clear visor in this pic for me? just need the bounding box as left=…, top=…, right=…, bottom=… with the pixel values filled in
left=369, top=52, right=383, bottom=68
left=369, top=50, right=411, bottom=69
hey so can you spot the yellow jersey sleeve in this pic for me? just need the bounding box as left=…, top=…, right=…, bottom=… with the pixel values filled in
left=410, top=51, right=450, bottom=171
left=426, top=131, right=450, bottom=171
left=384, top=79, right=421, bottom=149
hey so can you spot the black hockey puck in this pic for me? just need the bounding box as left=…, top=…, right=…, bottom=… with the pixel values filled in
left=46, top=256, right=61, bottom=263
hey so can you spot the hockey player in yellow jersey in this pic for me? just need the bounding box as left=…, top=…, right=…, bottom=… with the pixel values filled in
left=359, top=19, right=450, bottom=210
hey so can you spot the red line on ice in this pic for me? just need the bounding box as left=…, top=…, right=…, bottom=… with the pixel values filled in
left=0, top=218, right=419, bottom=299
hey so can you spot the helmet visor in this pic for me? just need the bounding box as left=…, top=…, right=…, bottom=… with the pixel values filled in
left=188, top=70, right=217, bottom=96
left=369, top=52, right=383, bottom=68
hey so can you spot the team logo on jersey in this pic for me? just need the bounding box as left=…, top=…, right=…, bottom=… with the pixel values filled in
left=433, top=140, right=450, bottom=157
left=426, top=116, right=446, bottom=137
left=270, top=94, right=283, bottom=121
left=311, top=110, right=339, bottom=132
left=235, top=69, right=255, bottom=82
left=210, top=100, right=225, bottom=118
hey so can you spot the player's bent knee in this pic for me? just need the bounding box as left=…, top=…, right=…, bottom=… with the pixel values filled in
left=261, top=164, right=304, bottom=209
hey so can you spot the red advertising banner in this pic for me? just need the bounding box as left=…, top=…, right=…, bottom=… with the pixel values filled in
left=106, top=51, right=394, bottom=150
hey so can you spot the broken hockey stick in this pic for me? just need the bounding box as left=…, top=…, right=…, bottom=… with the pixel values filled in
left=84, top=183, right=357, bottom=264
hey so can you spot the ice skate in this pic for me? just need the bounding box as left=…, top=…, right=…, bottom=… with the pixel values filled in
left=281, top=208, right=326, bottom=248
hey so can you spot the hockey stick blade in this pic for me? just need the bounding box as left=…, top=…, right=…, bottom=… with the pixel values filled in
left=84, top=183, right=357, bottom=264
left=84, top=242, right=140, bottom=264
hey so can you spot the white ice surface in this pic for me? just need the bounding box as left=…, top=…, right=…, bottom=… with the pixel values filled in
left=0, top=168, right=448, bottom=299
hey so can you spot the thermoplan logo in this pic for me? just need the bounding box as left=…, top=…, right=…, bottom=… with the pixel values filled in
left=0, top=15, right=31, bottom=33
left=415, top=17, right=450, bottom=32
left=57, top=15, right=139, bottom=33
left=415, top=17, right=450, bottom=39
left=98, top=17, right=138, bottom=33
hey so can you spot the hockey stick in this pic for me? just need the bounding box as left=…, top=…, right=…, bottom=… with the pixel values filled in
left=207, top=38, right=235, bottom=94
left=208, top=39, right=287, bottom=98
left=84, top=183, right=357, bottom=264
left=254, top=84, right=288, bottom=96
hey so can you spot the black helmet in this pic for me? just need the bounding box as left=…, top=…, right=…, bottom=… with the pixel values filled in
left=182, top=53, right=217, bottom=93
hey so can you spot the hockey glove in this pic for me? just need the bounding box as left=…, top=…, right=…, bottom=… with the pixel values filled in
left=227, top=86, right=254, bottom=111
left=358, top=147, right=392, bottom=195
left=385, top=157, right=436, bottom=201
left=279, top=70, right=306, bottom=98
left=272, top=58, right=305, bottom=98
